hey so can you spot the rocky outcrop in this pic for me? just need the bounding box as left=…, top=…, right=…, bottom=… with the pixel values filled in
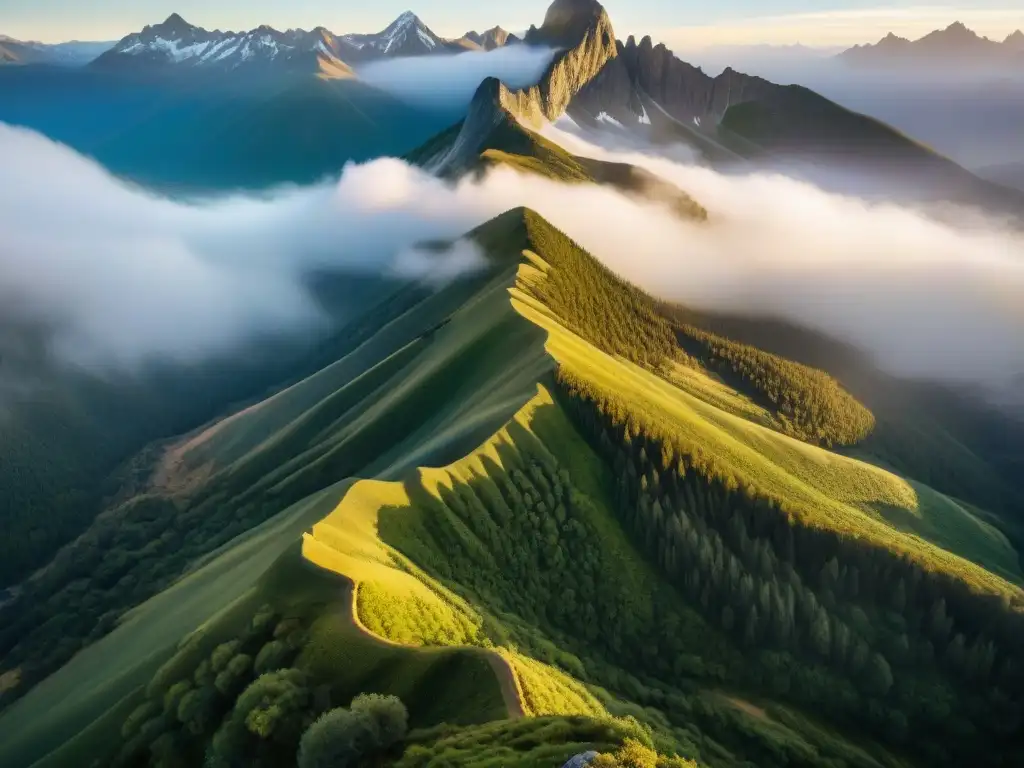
left=561, top=752, right=599, bottom=768
left=435, top=0, right=622, bottom=170
left=494, top=0, right=620, bottom=126
left=570, top=34, right=781, bottom=128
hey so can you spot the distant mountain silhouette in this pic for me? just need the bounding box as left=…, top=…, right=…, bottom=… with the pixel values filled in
left=839, top=21, right=1024, bottom=70
left=0, top=35, right=112, bottom=66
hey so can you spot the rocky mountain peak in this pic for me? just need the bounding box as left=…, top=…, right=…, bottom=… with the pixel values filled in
left=919, top=21, right=990, bottom=48
left=462, top=0, right=618, bottom=126
left=385, top=11, right=423, bottom=33
left=536, top=0, right=612, bottom=46
left=153, top=13, right=195, bottom=37
left=480, top=26, right=511, bottom=49
left=442, top=0, right=621, bottom=174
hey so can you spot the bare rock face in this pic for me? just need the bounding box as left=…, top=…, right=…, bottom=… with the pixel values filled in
left=607, top=35, right=779, bottom=124
left=492, top=0, right=620, bottom=126
left=480, top=26, right=512, bottom=50
left=561, top=751, right=599, bottom=768
left=431, top=0, right=622, bottom=173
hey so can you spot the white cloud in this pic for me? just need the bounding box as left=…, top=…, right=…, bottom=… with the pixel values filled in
left=3, top=117, right=1022, bottom=402
left=355, top=45, right=558, bottom=109
left=536, top=119, right=1024, bottom=397
left=0, top=124, right=490, bottom=368
left=390, top=239, right=489, bottom=286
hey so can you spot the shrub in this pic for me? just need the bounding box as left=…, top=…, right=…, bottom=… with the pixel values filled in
left=254, top=640, right=292, bottom=674
left=296, top=707, right=379, bottom=768
left=615, top=738, right=658, bottom=768
left=296, top=694, right=409, bottom=768
left=237, top=669, right=310, bottom=740
left=210, top=641, right=241, bottom=673
left=350, top=693, right=409, bottom=748
left=214, top=654, right=252, bottom=697
left=122, top=700, right=161, bottom=739
left=250, top=604, right=278, bottom=637
left=208, top=669, right=312, bottom=767
left=163, top=680, right=192, bottom=715
left=177, top=685, right=220, bottom=735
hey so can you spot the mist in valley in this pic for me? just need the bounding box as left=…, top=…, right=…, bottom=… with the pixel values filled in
left=687, top=48, right=1024, bottom=170
left=356, top=44, right=559, bottom=110
left=2, top=112, right=1022, bottom=405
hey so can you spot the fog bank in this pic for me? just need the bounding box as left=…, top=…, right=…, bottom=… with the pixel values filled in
left=539, top=119, right=1024, bottom=397
left=3, top=118, right=1022, bottom=401
left=356, top=45, right=558, bottom=110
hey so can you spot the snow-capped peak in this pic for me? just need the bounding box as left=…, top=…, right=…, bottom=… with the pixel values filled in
left=90, top=9, right=480, bottom=73
left=341, top=10, right=442, bottom=56
left=390, top=11, right=421, bottom=29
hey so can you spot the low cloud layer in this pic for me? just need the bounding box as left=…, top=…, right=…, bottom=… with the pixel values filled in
left=539, top=120, right=1024, bottom=395
left=3, top=118, right=1022, bottom=402
left=0, top=124, right=491, bottom=367
left=355, top=45, right=557, bottom=110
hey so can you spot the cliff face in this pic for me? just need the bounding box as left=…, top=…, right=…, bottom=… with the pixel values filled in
left=569, top=34, right=782, bottom=128
left=432, top=0, right=621, bottom=172
left=485, top=0, right=619, bottom=126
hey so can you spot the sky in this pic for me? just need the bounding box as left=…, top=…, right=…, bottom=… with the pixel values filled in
left=2, top=0, right=1024, bottom=48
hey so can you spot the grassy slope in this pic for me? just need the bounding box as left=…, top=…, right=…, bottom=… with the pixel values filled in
left=0, top=480, right=511, bottom=768
left=684, top=312, right=1023, bottom=521
left=297, top=223, right=1021, bottom=757
left=716, top=86, right=1024, bottom=216
left=406, top=112, right=708, bottom=221
left=301, top=384, right=648, bottom=715
left=510, top=242, right=1021, bottom=594
left=299, top=363, right=904, bottom=767
left=0, top=228, right=542, bottom=768
left=3, top=209, right=1020, bottom=765
left=0, top=485, right=344, bottom=768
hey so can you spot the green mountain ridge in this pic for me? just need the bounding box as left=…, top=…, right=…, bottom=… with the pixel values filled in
left=1, top=205, right=1021, bottom=768
left=2, top=1, right=1024, bottom=767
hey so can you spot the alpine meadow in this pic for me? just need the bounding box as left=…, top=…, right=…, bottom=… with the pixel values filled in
left=0, top=1, right=1022, bottom=768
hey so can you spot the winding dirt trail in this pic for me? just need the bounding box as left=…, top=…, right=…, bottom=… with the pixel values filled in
left=340, top=581, right=525, bottom=719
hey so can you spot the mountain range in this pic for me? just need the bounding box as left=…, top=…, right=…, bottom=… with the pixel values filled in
left=5, top=2, right=1021, bottom=215
left=0, top=35, right=112, bottom=66
left=414, top=0, right=1024, bottom=216
left=975, top=159, right=1024, bottom=192
left=840, top=21, right=1024, bottom=69
left=90, top=11, right=519, bottom=76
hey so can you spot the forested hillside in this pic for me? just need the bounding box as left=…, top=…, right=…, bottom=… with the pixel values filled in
left=1, top=196, right=1021, bottom=768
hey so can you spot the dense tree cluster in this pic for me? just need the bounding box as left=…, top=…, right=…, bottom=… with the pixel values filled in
left=109, top=604, right=312, bottom=767
left=297, top=693, right=408, bottom=768
left=0, top=490, right=281, bottom=708
left=384, top=441, right=904, bottom=766
left=395, top=715, right=649, bottom=768
left=667, top=320, right=875, bottom=447
left=554, top=366, right=1024, bottom=767
left=519, top=210, right=680, bottom=369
